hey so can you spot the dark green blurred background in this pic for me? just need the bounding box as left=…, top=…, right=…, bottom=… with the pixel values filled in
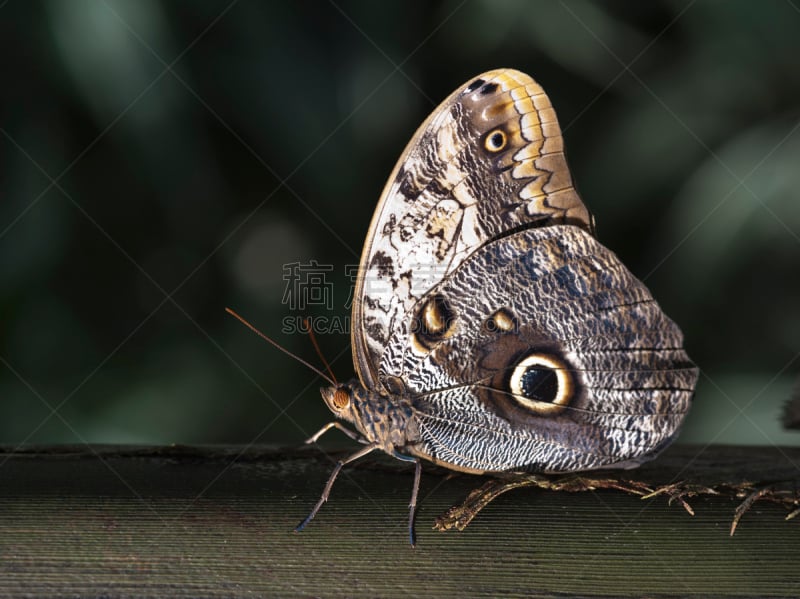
left=1, top=1, right=798, bottom=448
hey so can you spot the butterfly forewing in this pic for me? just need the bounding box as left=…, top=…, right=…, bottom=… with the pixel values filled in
left=352, top=69, right=593, bottom=393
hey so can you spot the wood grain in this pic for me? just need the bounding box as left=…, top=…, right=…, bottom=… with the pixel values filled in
left=0, top=444, right=798, bottom=597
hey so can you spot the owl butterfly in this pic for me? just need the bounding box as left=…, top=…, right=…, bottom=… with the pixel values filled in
left=297, top=68, right=698, bottom=544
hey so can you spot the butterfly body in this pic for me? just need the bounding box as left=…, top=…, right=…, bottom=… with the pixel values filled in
left=321, top=382, right=417, bottom=455
left=300, top=69, right=698, bottom=542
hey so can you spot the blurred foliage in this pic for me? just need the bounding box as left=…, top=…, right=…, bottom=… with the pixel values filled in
left=0, top=0, right=797, bottom=447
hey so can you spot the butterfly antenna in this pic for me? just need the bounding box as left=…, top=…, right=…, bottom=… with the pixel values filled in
left=225, top=307, right=336, bottom=386
left=304, top=317, right=339, bottom=386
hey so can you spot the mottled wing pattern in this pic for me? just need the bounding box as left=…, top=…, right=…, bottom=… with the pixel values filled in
left=382, top=226, right=698, bottom=473
left=352, top=69, right=592, bottom=392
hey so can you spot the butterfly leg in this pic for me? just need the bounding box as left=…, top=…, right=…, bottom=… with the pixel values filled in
left=295, top=443, right=378, bottom=533
left=393, top=450, right=422, bottom=547
left=305, top=421, right=364, bottom=444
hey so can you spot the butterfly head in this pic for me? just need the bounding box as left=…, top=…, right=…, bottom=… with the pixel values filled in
left=320, top=381, right=377, bottom=438
left=320, top=383, right=355, bottom=418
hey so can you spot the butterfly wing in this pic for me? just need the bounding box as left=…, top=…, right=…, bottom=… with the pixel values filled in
left=385, top=225, right=698, bottom=473
left=352, top=69, right=592, bottom=393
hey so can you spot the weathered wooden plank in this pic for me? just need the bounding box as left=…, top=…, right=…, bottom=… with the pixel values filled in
left=0, top=444, right=798, bottom=597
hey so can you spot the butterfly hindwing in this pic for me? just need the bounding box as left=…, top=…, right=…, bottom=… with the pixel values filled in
left=378, top=225, right=696, bottom=473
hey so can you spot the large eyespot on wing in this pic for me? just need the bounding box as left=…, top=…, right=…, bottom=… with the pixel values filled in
left=458, top=325, right=586, bottom=427
left=504, top=351, right=575, bottom=416
left=352, top=69, right=593, bottom=393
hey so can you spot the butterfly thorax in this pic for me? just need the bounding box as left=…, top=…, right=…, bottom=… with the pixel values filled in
left=321, top=380, right=419, bottom=453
